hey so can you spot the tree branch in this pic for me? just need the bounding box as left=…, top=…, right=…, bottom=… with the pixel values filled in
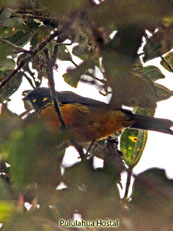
left=44, top=41, right=85, bottom=159
left=123, top=167, right=133, bottom=200
left=12, top=13, right=57, bottom=22
left=161, top=56, right=173, bottom=73
left=0, top=29, right=61, bottom=89
left=44, top=50, right=67, bottom=129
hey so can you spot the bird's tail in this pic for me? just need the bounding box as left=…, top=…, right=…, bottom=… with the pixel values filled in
left=129, top=113, right=173, bottom=135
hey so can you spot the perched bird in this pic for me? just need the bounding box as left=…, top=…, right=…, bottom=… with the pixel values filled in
left=24, top=87, right=173, bottom=143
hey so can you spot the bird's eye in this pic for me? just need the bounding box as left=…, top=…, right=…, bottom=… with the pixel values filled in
left=32, top=98, right=37, bottom=103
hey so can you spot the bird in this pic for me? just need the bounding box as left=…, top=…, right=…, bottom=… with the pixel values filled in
left=23, top=87, right=173, bottom=143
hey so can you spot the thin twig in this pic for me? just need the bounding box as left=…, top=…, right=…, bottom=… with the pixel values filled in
left=43, top=37, right=86, bottom=159
left=43, top=44, right=66, bottom=126
left=47, top=43, right=85, bottom=158
left=161, top=56, right=173, bottom=73
left=14, top=9, right=46, bottom=14
left=0, top=29, right=61, bottom=89
left=86, top=71, right=105, bottom=84
left=70, top=59, right=78, bottom=68
left=123, top=168, right=133, bottom=200
left=71, top=139, right=85, bottom=159
left=85, top=140, right=95, bottom=156
left=22, top=72, right=36, bottom=89
left=12, top=13, right=57, bottom=21
left=45, top=61, right=67, bottom=129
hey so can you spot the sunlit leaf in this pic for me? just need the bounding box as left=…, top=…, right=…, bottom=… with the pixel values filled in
left=133, top=107, right=155, bottom=117
left=120, top=128, right=148, bottom=168
left=0, top=201, right=15, bottom=222
left=162, top=16, right=173, bottom=27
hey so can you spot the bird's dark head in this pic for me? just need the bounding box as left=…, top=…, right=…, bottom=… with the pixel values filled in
left=23, top=88, right=52, bottom=111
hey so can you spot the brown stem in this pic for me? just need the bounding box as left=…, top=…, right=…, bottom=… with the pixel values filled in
left=12, top=13, right=57, bottom=21
left=45, top=55, right=67, bottom=129
left=22, top=72, right=36, bottom=89
left=86, top=140, right=95, bottom=156
left=0, top=30, right=61, bottom=89
left=123, top=168, right=133, bottom=200
left=161, top=56, right=173, bottom=73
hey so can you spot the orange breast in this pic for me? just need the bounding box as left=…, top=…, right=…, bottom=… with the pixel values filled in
left=39, top=103, right=134, bottom=142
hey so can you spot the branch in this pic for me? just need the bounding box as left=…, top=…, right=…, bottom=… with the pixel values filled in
left=44, top=42, right=85, bottom=159
left=22, top=72, right=36, bottom=89
left=70, top=59, right=78, bottom=68
left=123, top=167, right=133, bottom=200
left=86, top=71, right=105, bottom=84
left=161, top=56, right=173, bottom=73
left=12, top=13, right=57, bottom=21
left=85, top=140, right=95, bottom=156
left=0, top=29, right=61, bottom=89
left=44, top=53, right=67, bottom=129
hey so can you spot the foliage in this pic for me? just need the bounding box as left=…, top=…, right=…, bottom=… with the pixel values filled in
left=0, top=0, right=172, bottom=230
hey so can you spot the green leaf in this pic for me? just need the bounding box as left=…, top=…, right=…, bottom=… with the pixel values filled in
left=139, top=65, right=165, bottom=81
left=120, top=128, right=148, bottom=168
left=131, top=168, right=173, bottom=229
left=0, top=71, right=23, bottom=100
left=7, top=31, right=33, bottom=47
left=162, top=15, right=173, bottom=27
left=72, top=44, right=93, bottom=61
left=57, top=45, right=72, bottom=61
left=0, top=201, right=15, bottom=222
left=0, top=8, right=13, bottom=17
left=62, top=158, right=120, bottom=218
left=0, top=58, right=15, bottom=72
left=0, top=178, right=11, bottom=201
left=0, top=105, right=22, bottom=145
left=63, top=60, right=94, bottom=87
left=154, top=83, right=173, bottom=102
left=143, top=27, right=173, bottom=62
left=133, top=107, right=155, bottom=117
left=30, top=27, right=51, bottom=49
left=9, top=121, right=64, bottom=189
left=0, top=8, right=25, bottom=28
left=160, top=52, right=173, bottom=72
left=0, top=41, right=12, bottom=60
left=132, top=168, right=173, bottom=214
